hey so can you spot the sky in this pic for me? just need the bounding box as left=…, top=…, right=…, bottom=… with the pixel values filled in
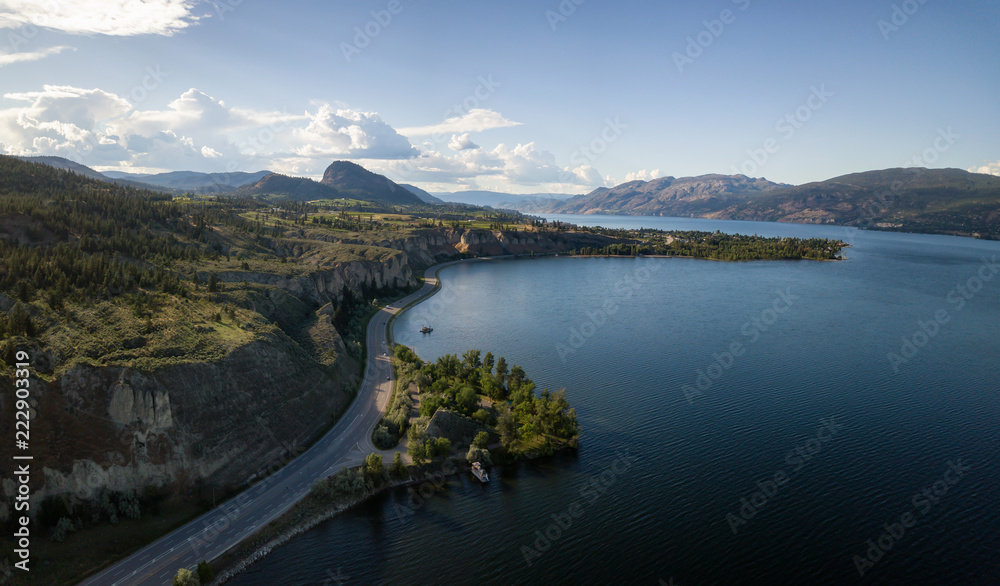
left=0, top=0, right=998, bottom=194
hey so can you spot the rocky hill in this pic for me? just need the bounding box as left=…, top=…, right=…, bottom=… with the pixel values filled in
left=235, top=172, right=339, bottom=201
left=320, top=161, right=423, bottom=206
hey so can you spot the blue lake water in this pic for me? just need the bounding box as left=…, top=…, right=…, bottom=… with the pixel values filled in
left=232, top=216, right=1000, bottom=585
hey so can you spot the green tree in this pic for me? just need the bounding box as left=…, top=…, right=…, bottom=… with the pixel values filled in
left=391, top=451, right=406, bottom=477
left=473, top=431, right=489, bottom=449
left=456, top=386, right=479, bottom=415
left=363, top=453, right=384, bottom=484
left=207, top=273, right=218, bottom=293
left=482, top=351, right=495, bottom=374
left=172, top=567, right=200, bottom=586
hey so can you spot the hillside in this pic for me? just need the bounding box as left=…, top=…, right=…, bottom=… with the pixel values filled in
left=710, top=168, right=1000, bottom=238
left=14, top=155, right=172, bottom=193
left=235, top=173, right=339, bottom=201
left=518, top=174, right=787, bottom=216
left=103, top=169, right=272, bottom=193
left=513, top=168, right=1000, bottom=239
left=320, top=161, right=423, bottom=206
left=401, top=183, right=444, bottom=205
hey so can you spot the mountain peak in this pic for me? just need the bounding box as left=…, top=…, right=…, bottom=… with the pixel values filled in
left=320, top=161, right=422, bottom=206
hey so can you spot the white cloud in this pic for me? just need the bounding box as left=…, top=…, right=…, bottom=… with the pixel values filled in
left=448, top=133, right=478, bottom=151
left=0, top=84, right=611, bottom=192
left=290, top=104, right=417, bottom=160
left=399, top=108, right=521, bottom=137
left=0, top=0, right=201, bottom=36
left=969, top=161, right=1000, bottom=176
left=0, top=45, right=73, bottom=67
left=625, top=168, right=661, bottom=182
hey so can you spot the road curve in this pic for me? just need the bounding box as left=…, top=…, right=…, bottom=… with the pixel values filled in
left=78, top=258, right=470, bottom=586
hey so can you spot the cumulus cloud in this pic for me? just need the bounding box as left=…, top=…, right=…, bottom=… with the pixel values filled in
left=625, top=168, right=661, bottom=182
left=0, top=45, right=73, bottom=67
left=448, top=133, right=478, bottom=151
left=0, top=83, right=611, bottom=192
left=290, top=104, right=417, bottom=160
left=968, top=161, right=1000, bottom=176
left=399, top=108, right=521, bottom=137
left=0, top=0, right=201, bottom=36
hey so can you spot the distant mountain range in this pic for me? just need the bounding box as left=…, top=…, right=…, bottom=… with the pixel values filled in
left=103, top=169, right=271, bottom=193
left=401, top=184, right=445, bottom=205
left=10, top=155, right=1000, bottom=238
left=432, top=190, right=577, bottom=209
left=510, top=168, right=1000, bottom=238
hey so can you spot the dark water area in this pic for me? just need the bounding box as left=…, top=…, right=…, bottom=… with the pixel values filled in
left=232, top=216, right=1000, bottom=585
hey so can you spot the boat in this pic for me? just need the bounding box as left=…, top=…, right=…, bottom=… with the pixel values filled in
left=471, top=461, right=489, bottom=483
left=420, top=326, right=434, bottom=334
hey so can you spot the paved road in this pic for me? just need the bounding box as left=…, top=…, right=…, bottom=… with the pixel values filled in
left=78, top=260, right=465, bottom=586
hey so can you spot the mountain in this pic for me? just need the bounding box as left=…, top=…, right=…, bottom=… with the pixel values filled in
left=14, top=155, right=171, bottom=192
left=102, top=169, right=272, bottom=193
left=401, top=184, right=444, bottom=205
left=509, top=167, right=1000, bottom=239
left=434, top=190, right=578, bottom=209
left=709, top=167, right=1000, bottom=237
left=516, top=174, right=787, bottom=216
left=320, top=161, right=423, bottom=206
left=235, top=173, right=339, bottom=201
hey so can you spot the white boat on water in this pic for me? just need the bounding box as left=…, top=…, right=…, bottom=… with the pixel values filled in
left=471, top=461, right=489, bottom=483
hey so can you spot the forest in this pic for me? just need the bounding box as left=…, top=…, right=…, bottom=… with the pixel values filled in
left=571, top=228, right=846, bottom=260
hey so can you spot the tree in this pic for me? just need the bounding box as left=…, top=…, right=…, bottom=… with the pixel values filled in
left=482, top=352, right=495, bottom=374
left=207, top=273, right=218, bottom=293
left=172, top=568, right=200, bottom=586
left=456, top=386, right=479, bottom=415
left=495, top=357, right=509, bottom=386
left=473, top=431, right=489, bottom=449
left=391, top=451, right=406, bottom=477
left=363, top=453, right=384, bottom=484
left=466, top=445, right=492, bottom=466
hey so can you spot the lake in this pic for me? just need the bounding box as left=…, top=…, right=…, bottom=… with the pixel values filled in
left=231, top=215, right=1000, bottom=585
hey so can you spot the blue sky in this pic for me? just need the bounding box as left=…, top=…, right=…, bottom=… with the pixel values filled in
left=1, top=0, right=998, bottom=193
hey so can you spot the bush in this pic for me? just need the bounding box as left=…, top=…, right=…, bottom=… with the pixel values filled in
left=466, top=446, right=492, bottom=466
left=372, top=425, right=395, bottom=449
